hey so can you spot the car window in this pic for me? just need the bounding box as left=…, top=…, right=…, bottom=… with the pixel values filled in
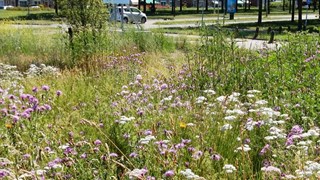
left=130, top=8, right=140, bottom=13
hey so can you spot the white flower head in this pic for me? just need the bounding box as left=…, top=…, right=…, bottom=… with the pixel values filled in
left=261, top=166, right=281, bottom=174
left=221, top=124, right=233, bottom=131
left=223, top=164, right=237, bottom=173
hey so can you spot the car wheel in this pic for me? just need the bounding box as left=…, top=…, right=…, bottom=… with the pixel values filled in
left=123, top=17, right=129, bottom=24
left=141, top=17, right=146, bottom=24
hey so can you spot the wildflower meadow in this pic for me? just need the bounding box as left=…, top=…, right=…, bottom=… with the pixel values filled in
left=0, top=19, right=319, bottom=179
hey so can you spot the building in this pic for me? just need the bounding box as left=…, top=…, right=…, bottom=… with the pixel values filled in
left=0, top=0, right=53, bottom=7
left=0, top=0, right=15, bottom=6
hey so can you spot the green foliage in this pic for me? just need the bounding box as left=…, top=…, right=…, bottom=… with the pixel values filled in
left=59, top=0, right=108, bottom=67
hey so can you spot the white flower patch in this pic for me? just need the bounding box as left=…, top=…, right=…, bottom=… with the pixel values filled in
left=118, top=116, right=135, bottom=124
left=301, top=129, right=320, bottom=137
left=305, top=161, right=320, bottom=172
left=234, top=144, right=251, bottom=152
left=58, top=144, right=70, bottom=150
left=195, top=96, right=207, bottom=104
left=245, top=120, right=255, bottom=131
left=247, top=90, right=261, bottom=94
left=203, top=89, right=216, bottom=95
left=221, top=124, right=233, bottom=131
left=295, top=170, right=313, bottom=178
left=127, top=168, right=148, bottom=179
left=223, top=164, right=237, bottom=173
left=283, top=174, right=296, bottom=179
left=261, top=166, right=281, bottom=174
left=161, top=96, right=173, bottom=102
left=269, top=127, right=286, bottom=139
left=260, top=108, right=281, bottom=118
left=255, top=100, right=268, bottom=105
left=216, top=96, right=226, bottom=102
left=25, top=64, right=60, bottom=78
left=270, top=120, right=285, bottom=125
left=180, top=169, right=202, bottom=179
left=247, top=94, right=255, bottom=98
left=297, top=140, right=312, bottom=146
left=139, top=135, right=156, bottom=144
left=224, top=116, right=237, bottom=121
left=226, top=109, right=246, bottom=116
left=264, top=136, right=278, bottom=141
left=187, top=123, right=195, bottom=127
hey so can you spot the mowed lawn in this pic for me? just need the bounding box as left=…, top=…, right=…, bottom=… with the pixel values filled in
left=0, top=9, right=55, bottom=19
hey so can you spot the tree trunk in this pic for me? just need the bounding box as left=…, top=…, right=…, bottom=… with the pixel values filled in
left=291, top=0, right=295, bottom=22
left=54, top=0, right=58, bottom=15
left=196, top=0, right=199, bottom=13
left=298, top=0, right=302, bottom=30
left=289, top=0, right=291, bottom=13
left=206, top=0, right=208, bottom=11
left=258, top=0, right=263, bottom=24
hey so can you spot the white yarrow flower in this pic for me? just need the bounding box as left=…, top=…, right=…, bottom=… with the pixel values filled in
left=223, top=164, right=236, bottom=173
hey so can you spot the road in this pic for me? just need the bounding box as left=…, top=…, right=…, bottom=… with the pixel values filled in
left=9, top=13, right=319, bottom=50
left=141, top=13, right=319, bottom=29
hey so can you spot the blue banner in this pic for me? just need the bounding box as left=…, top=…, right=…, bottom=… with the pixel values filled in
left=227, top=0, right=237, bottom=13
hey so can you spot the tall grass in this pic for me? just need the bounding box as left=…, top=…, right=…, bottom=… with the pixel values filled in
left=0, top=22, right=319, bottom=179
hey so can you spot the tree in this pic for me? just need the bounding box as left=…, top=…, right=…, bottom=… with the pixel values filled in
left=59, top=0, right=108, bottom=65
left=60, top=0, right=107, bottom=31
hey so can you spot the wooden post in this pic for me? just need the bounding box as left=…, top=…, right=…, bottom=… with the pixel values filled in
left=253, top=27, right=259, bottom=39
left=278, top=26, right=282, bottom=34
left=268, top=30, right=274, bottom=44
left=267, top=27, right=272, bottom=34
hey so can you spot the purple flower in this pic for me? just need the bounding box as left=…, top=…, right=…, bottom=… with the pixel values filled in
left=211, top=154, right=222, bottom=161
left=23, top=154, right=31, bottom=159
left=175, top=143, right=185, bottom=149
left=109, top=153, right=118, bottom=157
left=129, top=152, right=138, bottom=158
left=163, top=170, right=175, bottom=177
left=32, top=87, right=38, bottom=93
left=285, top=137, right=294, bottom=146
left=80, top=153, right=87, bottom=159
left=0, top=170, right=8, bottom=178
left=187, top=147, right=195, bottom=152
left=20, top=94, right=28, bottom=100
left=8, top=94, right=15, bottom=100
left=42, top=85, right=50, bottom=91
left=44, top=147, right=52, bottom=152
left=160, top=83, right=168, bottom=90
left=136, top=74, right=143, bottom=81
left=12, top=115, right=20, bottom=123
left=182, top=139, right=191, bottom=144
left=44, top=104, right=51, bottom=110
left=144, top=130, right=152, bottom=135
left=56, top=90, right=62, bottom=96
left=259, top=144, right=270, bottom=155
left=289, top=125, right=303, bottom=136
left=94, top=139, right=102, bottom=146
left=192, top=150, right=203, bottom=159
left=123, top=133, right=130, bottom=139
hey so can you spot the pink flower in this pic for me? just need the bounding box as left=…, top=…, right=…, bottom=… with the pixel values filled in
left=163, top=170, right=175, bottom=177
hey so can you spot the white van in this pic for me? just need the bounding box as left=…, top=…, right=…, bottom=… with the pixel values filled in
left=110, top=6, right=147, bottom=24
